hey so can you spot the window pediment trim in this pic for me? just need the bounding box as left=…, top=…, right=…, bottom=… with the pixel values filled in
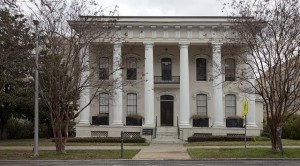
left=192, top=91, right=211, bottom=100
left=224, top=91, right=240, bottom=100
left=156, top=91, right=177, bottom=101
left=157, top=53, right=176, bottom=63
left=192, top=54, right=210, bottom=63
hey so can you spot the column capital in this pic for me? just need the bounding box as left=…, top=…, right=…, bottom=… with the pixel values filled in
left=178, top=42, right=190, bottom=47
left=143, top=42, right=154, bottom=48
left=211, top=42, right=223, bottom=47
left=113, top=42, right=122, bottom=48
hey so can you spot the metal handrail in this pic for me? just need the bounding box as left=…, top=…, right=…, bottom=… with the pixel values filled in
left=154, top=116, right=157, bottom=139
left=177, top=116, right=180, bottom=139
left=154, top=76, right=180, bottom=84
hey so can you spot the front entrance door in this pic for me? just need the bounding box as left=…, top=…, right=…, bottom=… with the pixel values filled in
left=160, top=95, right=174, bottom=126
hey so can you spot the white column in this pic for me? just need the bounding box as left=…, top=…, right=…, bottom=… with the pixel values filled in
left=79, top=45, right=90, bottom=125
left=144, top=42, right=155, bottom=127
left=246, top=58, right=257, bottom=127
left=179, top=42, right=190, bottom=127
left=112, top=42, right=123, bottom=126
left=212, top=43, right=225, bottom=127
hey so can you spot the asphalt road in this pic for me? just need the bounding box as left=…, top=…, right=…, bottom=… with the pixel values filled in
left=1, top=159, right=300, bottom=166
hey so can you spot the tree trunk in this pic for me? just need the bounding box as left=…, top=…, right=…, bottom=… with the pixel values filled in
left=53, top=123, right=68, bottom=153
left=269, top=124, right=282, bottom=151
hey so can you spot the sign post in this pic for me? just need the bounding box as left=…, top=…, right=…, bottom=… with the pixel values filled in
left=242, top=98, right=249, bottom=149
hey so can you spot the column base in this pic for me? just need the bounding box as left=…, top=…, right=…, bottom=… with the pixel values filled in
left=179, top=122, right=191, bottom=128
left=142, top=123, right=155, bottom=128
left=112, top=122, right=124, bottom=126
left=246, top=123, right=258, bottom=128
left=78, top=120, right=90, bottom=126
left=212, top=122, right=225, bottom=128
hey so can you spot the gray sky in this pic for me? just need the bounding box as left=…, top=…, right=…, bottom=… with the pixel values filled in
left=101, top=0, right=225, bottom=16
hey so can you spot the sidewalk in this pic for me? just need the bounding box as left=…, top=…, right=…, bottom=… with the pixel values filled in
left=133, top=143, right=191, bottom=160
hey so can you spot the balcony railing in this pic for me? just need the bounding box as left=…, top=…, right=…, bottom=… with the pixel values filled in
left=154, top=76, right=180, bottom=84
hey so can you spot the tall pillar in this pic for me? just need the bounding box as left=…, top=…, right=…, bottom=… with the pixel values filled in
left=143, top=42, right=155, bottom=127
left=79, top=45, right=90, bottom=124
left=112, top=42, right=123, bottom=126
left=246, top=57, right=257, bottom=127
left=212, top=43, right=224, bottom=127
left=179, top=42, right=190, bottom=127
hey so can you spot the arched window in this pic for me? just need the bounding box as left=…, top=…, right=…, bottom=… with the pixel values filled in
left=99, top=93, right=109, bottom=114
left=196, top=58, right=207, bottom=81
left=126, top=57, right=137, bottom=80
left=127, top=93, right=137, bottom=115
left=161, top=58, right=172, bottom=80
left=225, top=94, right=236, bottom=117
left=225, top=58, right=236, bottom=81
left=99, top=57, right=109, bottom=80
left=196, top=94, right=207, bottom=116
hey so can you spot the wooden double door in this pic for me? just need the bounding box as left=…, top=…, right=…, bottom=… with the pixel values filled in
left=160, top=95, right=174, bottom=126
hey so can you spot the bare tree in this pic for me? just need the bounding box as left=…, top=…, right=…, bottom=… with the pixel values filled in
left=223, top=0, right=300, bottom=150
left=29, top=0, right=120, bottom=153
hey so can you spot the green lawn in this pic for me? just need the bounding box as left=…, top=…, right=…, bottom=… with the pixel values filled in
left=188, top=148, right=300, bottom=158
left=185, top=139, right=300, bottom=146
left=0, top=138, right=149, bottom=146
left=0, top=150, right=140, bottom=160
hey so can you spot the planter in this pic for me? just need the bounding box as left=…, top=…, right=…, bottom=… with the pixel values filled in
left=226, top=118, right=243, bottom=128
left=193, top=118, right=209, bottom=127
left=92, top=116, right=109, bottom=125
left=126, top=117, right=142, bottom=126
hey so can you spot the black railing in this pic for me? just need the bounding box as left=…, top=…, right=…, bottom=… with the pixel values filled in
left=177, top=116, right=180, bottom=139
left=154, top=76, right=180, bottom=84
left=154, top=116, right=157, bottom=139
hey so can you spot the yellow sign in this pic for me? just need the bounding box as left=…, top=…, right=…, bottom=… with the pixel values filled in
left=242, top=98, right=248, bottom=117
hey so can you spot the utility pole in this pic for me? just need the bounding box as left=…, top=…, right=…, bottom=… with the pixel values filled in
left=33, top=20, right=39, bottom=157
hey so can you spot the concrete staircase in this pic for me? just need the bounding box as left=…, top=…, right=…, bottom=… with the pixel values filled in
left=152, top=127, right=183, bottom=143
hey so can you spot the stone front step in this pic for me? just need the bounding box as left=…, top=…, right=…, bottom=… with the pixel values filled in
left=152, top=137, right=183, bottom=144
left=153, top=126, right=182, bottom=143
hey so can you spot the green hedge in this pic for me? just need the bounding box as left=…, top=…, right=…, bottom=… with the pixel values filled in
left=188, top=136, right=255, bottom=142
left=7, top=118, right=33, bottom=139
left=282, top=114, right=300, bottom=140
left=53, top=137, right=146, bottom=143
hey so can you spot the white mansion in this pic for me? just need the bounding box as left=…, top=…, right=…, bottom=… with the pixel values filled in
left=76, top=16, right=263, bottom=141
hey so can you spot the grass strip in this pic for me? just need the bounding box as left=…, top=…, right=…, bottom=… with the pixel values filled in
left=188, top=148, right=300, bottom=159
left=0, top=138, right=149, bottom=146
left=0, top=150, right=140, bottom=160
left=185, top=139, right=300, bottom=146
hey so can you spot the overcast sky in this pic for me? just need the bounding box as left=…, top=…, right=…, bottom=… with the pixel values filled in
left=100, top=0, right=226, bottom=16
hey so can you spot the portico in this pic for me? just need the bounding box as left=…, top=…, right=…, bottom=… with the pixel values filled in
left=76, top=16, right=262, bottom=140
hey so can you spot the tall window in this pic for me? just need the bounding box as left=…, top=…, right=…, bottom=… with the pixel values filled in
left=99, top=93, right=109, bottom=114
left=196, top=58, right=207, bottom=81
left=99, top=57, right=109, bottom=80
left=225, top=58, right=235, bottom=81
left=161, top=58, right=172, bottom=80
left=126, top=57, right=137, bottom=80
left=127, top=93, right=137, bottom=115
left=225, top=94, right=236, bottom=117
left=196, top=94, right=207, bottom=116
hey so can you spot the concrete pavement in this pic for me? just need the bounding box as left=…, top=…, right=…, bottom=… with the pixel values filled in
left=133, top=143, right=191, bottom=160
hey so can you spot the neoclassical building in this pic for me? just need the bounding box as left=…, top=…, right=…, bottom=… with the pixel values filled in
left=76, top=16, right=263, bottom=141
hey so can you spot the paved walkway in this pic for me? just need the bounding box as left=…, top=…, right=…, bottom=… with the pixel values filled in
left=133, top=143, right=191, bottom=160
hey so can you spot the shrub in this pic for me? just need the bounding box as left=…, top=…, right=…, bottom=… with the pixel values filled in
left=188, top=136, right=254, bottom=142
left=282, top=114, right=300, bottom=140
left=7, top=118, right=33, bottom=139
left=53, top=137, right=146, bottom=143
